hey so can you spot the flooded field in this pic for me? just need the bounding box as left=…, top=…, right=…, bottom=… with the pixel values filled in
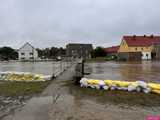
left=0, top=61, right=68, bottom=75
left=85, top=61, right=160, bottom=83
left=2, top=62, right=160, bottom=120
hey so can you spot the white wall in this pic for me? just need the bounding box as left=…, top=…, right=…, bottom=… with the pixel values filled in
left=142, top=52, right=151, bottom=60
left=18, top=43, right=38, bottom=60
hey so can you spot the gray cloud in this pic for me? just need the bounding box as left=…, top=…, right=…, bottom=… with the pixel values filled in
left=0, top=0, right=160, bottom=48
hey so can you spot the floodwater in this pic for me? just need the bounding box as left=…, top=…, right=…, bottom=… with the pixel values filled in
left=85, top=61, right=160, bottom=83
left=0, top=61, right=68, bottom=75
left=2, top=62, right=160, bottom=120
left=0, top=61, right=159, bottom=82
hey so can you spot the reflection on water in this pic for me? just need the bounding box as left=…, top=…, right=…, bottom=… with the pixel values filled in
left=85, top=61, right=160, bottom=83
left=0, top=61, right=60, bottom=75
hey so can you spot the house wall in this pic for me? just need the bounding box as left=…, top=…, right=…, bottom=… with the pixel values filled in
left=118, top=39, right=153, bottom=60
left=142, top=52, right=151, bottom=60
left=118, top=52, right=142, bottom=61
left=151, top=45, right=160, bottom=60
left=129, top=47, right=151, bottom=52
left=66, top=44, right=93, bottom=59
left=18, top=43, right=38, bottom=60
left=118, top=40, right=129, bottom=52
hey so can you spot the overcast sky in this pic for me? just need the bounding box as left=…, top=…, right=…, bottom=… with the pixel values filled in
left=0, top=0, right=160, bottom=48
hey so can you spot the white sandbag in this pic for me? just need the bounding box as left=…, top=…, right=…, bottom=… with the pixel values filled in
left=128, top=85, right=137, bottom=92
left=117, top=87, right=128, bottom=91
left=90, top=85, right=96, bottom=89
left=136, top=86, right=141, bottom=92
left=99, top=80, right=105, bottom=86
left=143, top=87, right=151, bottom=94
left=95, top=85, right=100, bottom=89
left=103, top=86, right=109, bottom=90
left=110, top=84, right=117, bottom=90
left=136, top=81, right=148, bottom=89
left=80, top=78, right=88, bottom=87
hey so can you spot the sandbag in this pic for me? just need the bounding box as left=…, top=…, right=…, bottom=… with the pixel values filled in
left=80, top=78, right=160, bottom=95
left=0, top=71, right=51, bottom=82
left=148, top=83, right=160, bottom=90
left=152, top=89, right=160, bottom=94
left=87, top=79, right=101, bottom=85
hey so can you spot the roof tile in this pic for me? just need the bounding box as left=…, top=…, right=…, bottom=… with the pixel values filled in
left=123, top=35, right=160, bottom=46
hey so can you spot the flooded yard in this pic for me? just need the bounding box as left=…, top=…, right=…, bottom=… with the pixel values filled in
left=0, top=61, right=68, bottom=76
left=1, top=61, right=160, bottom=120
left=85, top=61, right=160, bottom=83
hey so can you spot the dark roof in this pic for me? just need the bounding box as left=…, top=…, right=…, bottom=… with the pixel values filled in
left=123, top=35, right=160, bottom=47
left=67, top=43, right=92, bottom=46
left=66, top=43, right=93, bottom=49
left=104, top=46, right=119, bottom=53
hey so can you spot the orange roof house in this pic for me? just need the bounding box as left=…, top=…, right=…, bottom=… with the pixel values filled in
left=118, top=35, right=160, bottom=60
left=119, top=35, right=160, bottom=53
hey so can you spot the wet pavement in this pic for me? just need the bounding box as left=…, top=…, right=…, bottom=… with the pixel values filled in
left=2, top=61, right=160, bottom=120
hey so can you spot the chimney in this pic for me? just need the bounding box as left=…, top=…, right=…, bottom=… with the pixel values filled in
left=150, top=34, right=154, bottom=38
left=133, top=35, right=136, bottom=40
left=144, top=34, right=146, bottom=37
left=133, top=35, right=136, bottom=38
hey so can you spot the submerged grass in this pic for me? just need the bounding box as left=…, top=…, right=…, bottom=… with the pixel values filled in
left=0, top=81, right=51, bottom=97
left=63, top=81, right=160, bottom=107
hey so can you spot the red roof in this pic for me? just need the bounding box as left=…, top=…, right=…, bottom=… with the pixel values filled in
left=105, top=46, right=120, bottom=53
left=123, top=35, right=160, bottom=47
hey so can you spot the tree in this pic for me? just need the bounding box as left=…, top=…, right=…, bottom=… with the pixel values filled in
left=36, top=47, right=66, bottom=59
left=91, top=47, right=106, bottom=58
left=0, top=47, right=18, bottom=60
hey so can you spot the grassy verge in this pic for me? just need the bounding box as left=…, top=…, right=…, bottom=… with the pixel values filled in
left=0, top=81, right=51, bottom=97
left=64, top=81, right=160, bottom=107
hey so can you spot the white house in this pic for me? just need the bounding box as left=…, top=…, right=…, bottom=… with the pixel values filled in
left=18, top=42, right=38, bottom=61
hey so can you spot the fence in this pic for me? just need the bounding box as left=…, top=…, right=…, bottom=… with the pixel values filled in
left=53, top=57, right=78, bottom=77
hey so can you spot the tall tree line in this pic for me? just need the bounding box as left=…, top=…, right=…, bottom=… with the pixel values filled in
left=36, top=47, right=66, bottom=59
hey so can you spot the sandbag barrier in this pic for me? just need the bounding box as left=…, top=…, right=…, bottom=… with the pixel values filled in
left=0, top=71, right=51, bottom=82
left=80, top=78, right=160, bottom=94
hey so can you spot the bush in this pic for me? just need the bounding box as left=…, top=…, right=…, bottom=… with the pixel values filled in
left=105, top=55, right=117, bottom=61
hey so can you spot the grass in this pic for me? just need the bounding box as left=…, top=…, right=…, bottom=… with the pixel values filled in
left=0, top=81, right=51, bottom=97
left=63, top=81, right=160, bottom=107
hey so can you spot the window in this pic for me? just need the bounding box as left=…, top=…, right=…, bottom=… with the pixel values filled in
left=21, top=53, right=25, bottom=55
left=141, top=48, right=143, bottom=50
left=30, top=52, right=33, bottom=55
left=21, top=57, right=25, bottom=60
left=146, top=54, right=148, bottom=57
left=30, top=57, right=34, bottom=59
left=135, top=48, right=137, bottom=51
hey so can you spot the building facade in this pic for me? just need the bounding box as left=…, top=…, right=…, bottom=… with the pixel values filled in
left=118, top=35, right=160, bottom=60
left=66, top=43, right=93, bottom=59
left=18, top=42, right=38, bottom=61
